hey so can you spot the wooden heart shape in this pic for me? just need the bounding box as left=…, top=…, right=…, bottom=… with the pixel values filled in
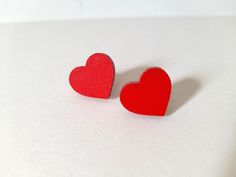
left=119, top=67, right=171, bottom=116
left=69, top=53, right=115, bottom=99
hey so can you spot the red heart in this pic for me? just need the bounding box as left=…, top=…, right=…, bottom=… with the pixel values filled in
left=120, top=67, right=171, bottom=116
left=69, top=53, right=115, bottom=99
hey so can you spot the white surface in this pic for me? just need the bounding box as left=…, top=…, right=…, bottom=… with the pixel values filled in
left=1, top=0, right=236, bottom=23
left=0, top=17, right=236, bottom=177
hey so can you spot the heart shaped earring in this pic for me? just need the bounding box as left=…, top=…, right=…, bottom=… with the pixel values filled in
left=119, top=67, right=172, bottom=116
left=69, top=53, right=115, bottom=99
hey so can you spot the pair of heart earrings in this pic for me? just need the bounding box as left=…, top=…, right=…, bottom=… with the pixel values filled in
left=69, top=53, right=172, bottom=116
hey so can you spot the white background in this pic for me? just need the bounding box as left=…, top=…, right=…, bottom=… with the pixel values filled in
left=0, top=17, right=236, bottom=177
left=1, top=0, right=236, bottom=23
left=1, top=1, right=236, bottom=177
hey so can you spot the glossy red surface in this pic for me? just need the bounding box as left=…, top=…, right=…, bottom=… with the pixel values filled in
left=120, top=67, right=171, bottom=116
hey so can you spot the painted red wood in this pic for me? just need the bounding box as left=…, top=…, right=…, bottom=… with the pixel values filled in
left=120, top=67, right=171, bottom=116
left=69, top=53, right=115, bottom=99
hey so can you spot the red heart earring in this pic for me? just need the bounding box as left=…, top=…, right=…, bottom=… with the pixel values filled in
left=69, top=53, right=115, bottom=99
left=119, top=67, right=172, bottom=116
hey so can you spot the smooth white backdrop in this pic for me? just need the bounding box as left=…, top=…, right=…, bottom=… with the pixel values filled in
left=1, top=0, right=236, bottom=23
left=1, top=1, right=236, bottom=177
left=1, top=17, right=236, bottom=177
